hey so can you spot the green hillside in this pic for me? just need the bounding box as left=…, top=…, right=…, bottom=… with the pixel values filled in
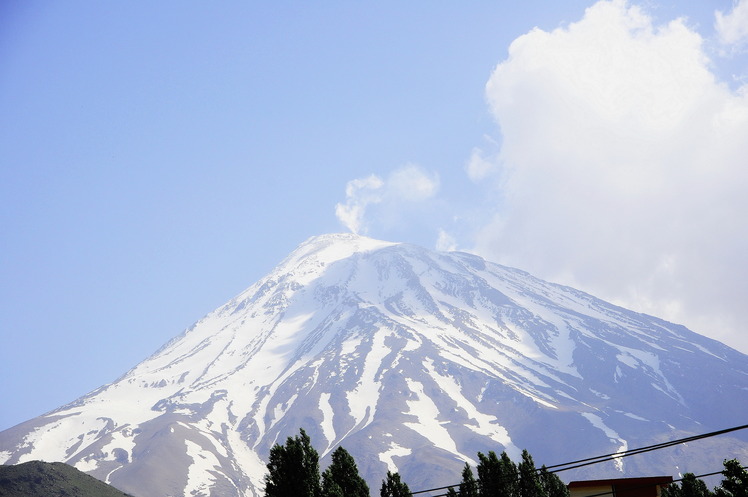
left=0, top=460, right=134, bottom=497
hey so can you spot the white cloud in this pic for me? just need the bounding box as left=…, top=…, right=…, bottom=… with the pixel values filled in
left=475, top=0, right=748, bottom=353
left=436, top=229, right=458, bottom=252
left=335, top=175, right=384, bottom=234
left=466, top=148, right=499, bottom=182
left=336, top=164, right=439, bottom=235
left=388, top=163, right=440, bottom=202
left=716, top=0, right=748, bottom=49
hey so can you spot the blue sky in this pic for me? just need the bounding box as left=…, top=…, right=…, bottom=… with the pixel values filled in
left=2, top=0, right=747, bottom=431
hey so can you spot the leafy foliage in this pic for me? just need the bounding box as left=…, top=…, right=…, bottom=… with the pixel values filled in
left=260, top=427, right=748, bottom=497
left=477, top=451, right=503, bottom=497
left=458, top=448, right=568, bottom=497
left=381, top=471, right=411, bottom=497
left=717, top=459, right=748, bottom=497
left=518, top=449, right=544, bottom=497
left=322, top=446, right=369, bottom=497
left=663, top=473, right=714, bottom=497
left=664, top=459, right=748, bottom=497
left=263, top=429, right=375, bottom=497
left=539, top=465, right=568, bottom=497
left=263, top=428, right=322, bottom=497
left=259, top=430, right=572, bottom=497
left=460, top=462, right=479, bottom=497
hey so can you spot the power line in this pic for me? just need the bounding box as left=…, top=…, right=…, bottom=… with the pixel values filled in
left=424, top=466, right=748, bottom=497
left=561, top=466, right=748, bottom=497
left=408, top=423, right=748, bottom=496
left=546, top=424, right=748, bottom=474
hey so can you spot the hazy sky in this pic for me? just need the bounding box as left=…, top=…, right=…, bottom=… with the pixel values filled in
left=2, top=0, right=747, bottom=431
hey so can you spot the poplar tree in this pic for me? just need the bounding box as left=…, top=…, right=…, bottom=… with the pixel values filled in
left=381, top=471, right=411, bottom=497
left=263, top=428, right=321, bottom=497
left=321, top=446, right=370, bottom=497
left=477, top=450, right=522, bottom=497
left=478, top=451, right=503, bottom=497
left=460, top=463, right=479, bottom=497
left=500, top=450, right=520, bottom=497
left=539, top=465, right=569, bottom=497
left=518, top=450, right=543, bottom=497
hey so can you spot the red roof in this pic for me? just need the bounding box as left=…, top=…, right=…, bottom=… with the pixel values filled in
left=568, top=477, right=674, bottom=488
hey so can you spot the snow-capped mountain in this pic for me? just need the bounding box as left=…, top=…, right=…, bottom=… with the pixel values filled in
left=2, top=233, right=747, bottom=497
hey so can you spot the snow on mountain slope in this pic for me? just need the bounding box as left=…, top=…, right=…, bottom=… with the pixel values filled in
left=2, top=233, right=748, bottom=496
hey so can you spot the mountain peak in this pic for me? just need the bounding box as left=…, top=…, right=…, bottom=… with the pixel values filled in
left=284, top=232, right=398, bottom=263
left=266, top=233, right=399, bottom=287
left=2, top=234, right=747, bottom=497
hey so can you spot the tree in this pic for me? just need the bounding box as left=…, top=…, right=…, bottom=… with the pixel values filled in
left=539, top=465, right=569, bottom=497
left=499, top=450, right=520, bottom=497
left=717, top=459, right=748, bottom=497
left=664, top=460, right=748, bottom=497
left=460, top=463, right=479, bottom=497
left=680, top=473, right=714, bottom=497
left=446, top=488, right=458, bottom=497
left=381, top=471, right=411, bottom=497
left=263, top=428, right=321, bottom=497
left=518, top=450, right=543, bottom=497
left=321, top=481, right=345, bottom=497
left=663, top=480, right=681, bottom=497
left=478, top=451, right=503, bottom=497
left=477, top=450, right=521, bottom=497
left=321, top=446, right=369, bottom=497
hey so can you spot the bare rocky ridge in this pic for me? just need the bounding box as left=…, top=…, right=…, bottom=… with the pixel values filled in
left=2, top=233, right=747, bottom=496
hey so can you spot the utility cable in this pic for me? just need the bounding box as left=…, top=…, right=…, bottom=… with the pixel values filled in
left=561, top=465, right=748, bottom=497
left=424, top=466, right=748, bottom=497
left=546, top=424, right=748, bottom=474
left=408, top=423, right=748, bottom=496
